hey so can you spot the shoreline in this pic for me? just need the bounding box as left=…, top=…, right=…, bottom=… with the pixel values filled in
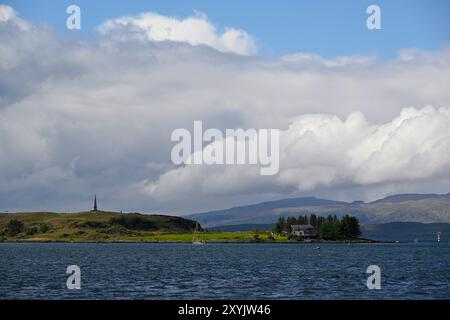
left=0, top=239, right=386, bottom=244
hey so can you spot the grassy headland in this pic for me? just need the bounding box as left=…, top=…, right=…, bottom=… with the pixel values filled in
left=0, top=211, right=373, bottom=243
left=0, top=211, right=197, bottom=242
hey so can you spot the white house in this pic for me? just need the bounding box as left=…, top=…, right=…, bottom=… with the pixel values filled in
left=291, top=224, right=317, bottom=238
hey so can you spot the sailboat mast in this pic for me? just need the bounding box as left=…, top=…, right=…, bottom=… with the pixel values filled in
left=193, top=222, right=198, bottom=242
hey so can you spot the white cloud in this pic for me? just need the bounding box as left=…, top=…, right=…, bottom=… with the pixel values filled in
left=0, top=4, right=16, bottom=22
left=1, top=5, right=450, bottom=213
left=98, top=11, right=257, bottom=56
left=281, top=52, right=376, bottom=67
left=0, top=4, right=29, bottom=30
left=144, top=106, right=450, bottom=200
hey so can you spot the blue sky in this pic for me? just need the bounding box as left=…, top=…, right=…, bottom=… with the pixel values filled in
left=5, top=0, right=450, bottom=58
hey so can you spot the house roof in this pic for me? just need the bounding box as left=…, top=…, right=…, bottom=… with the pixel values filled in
left=291, top=224, right=314, bottom=231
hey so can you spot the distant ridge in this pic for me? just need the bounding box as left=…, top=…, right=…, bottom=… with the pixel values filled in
left=187, top=193, right=450, bottom=227
left=215, top=197, right=347, bottom=213
left=370, top=193, right=450, bottom=204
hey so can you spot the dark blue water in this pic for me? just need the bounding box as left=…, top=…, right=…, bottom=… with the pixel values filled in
left=0, top=243, right=449, bottom=299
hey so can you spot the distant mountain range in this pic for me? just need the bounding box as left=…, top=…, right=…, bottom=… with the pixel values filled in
left=187, top=193, right=450, bottom=227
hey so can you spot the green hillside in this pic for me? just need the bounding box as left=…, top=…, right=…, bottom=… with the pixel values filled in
left=0, top=211, right=198, bottom=242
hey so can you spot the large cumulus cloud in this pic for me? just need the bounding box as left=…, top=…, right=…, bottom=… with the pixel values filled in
left=1, top=5, right=450, bottom=213
left=143, top=106, right=450, bottom=198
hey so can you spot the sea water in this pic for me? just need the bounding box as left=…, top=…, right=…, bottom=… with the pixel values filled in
left=0, top=243, right=448, bottom=299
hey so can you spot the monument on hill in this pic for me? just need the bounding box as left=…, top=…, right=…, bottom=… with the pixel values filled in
left=93, top=195, right=98, bottom=212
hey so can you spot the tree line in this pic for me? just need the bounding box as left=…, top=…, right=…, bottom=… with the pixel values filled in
left=0, top=219, right=51, bottom=238
left=274, top=214, right=361, bottom=240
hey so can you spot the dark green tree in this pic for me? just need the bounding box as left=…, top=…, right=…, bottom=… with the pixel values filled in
left=326, top=214, right=334, bottom=224
left=309, top=214, right=317, bottom=227
left=26, top=227, right=38, bottom=235
left=6, top=219, right=24, bottom=236
left=319, top=223, right=339, bottom=240
left=274, top=217, right=285, bottom=234
left=39, top=223, right=51, bottom=233
left=316, top=216, right=325, bottom=228
left=332, top=215, right=340, bottom=225
left=339, top=215, right=361, bottom=239
left=350, top=216, right=361, bottom=238
left=286, top=216, right=298, bottom=232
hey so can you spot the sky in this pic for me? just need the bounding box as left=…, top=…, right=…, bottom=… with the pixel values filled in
left=1, top=1, right=450, bottom=214
left=4, top=0, right=450, bottom=57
